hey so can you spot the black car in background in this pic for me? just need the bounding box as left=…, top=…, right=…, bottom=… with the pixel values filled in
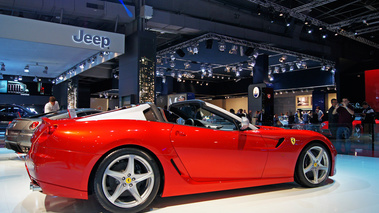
left=0, top=104, right=37, bottom=140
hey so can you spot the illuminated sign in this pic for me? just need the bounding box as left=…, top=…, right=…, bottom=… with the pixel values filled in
left=72, top=30, right=110, bottom=49
left=253, top=87, right=260, bottom=98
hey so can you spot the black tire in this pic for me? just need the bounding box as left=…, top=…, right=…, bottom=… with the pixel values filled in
left=93, top=148, right=160, bottom=213
left=295, top=143, right=331, bottom=188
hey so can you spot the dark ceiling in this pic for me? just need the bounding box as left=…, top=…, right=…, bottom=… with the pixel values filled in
left=0, top=0, right=378, bottom=88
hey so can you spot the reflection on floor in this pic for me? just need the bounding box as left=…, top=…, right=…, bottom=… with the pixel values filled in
left=1, top=148, right=379, bottom=213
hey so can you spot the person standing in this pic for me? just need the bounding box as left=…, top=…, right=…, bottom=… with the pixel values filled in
left=333, top=98, right=355, bottom=154
left=315, top=106, right=324, bottom=123
left=44, top=96, right=60, bottom=113
left=361, top=101, right=375, bottom=135
left=328, top=98, right=339, bottom=138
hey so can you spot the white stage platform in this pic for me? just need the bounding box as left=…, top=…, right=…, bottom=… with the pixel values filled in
left=0, top=148, right=378, bottom=213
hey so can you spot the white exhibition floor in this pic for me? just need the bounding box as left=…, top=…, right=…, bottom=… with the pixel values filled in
left=1, top=147, right=379, bottom=213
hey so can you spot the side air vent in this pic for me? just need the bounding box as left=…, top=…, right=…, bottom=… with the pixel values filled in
left=275, top=138, right=285, bottom=148
left=170, top=159, right=182, bottom=175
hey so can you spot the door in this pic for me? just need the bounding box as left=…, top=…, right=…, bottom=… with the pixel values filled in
left=170, top=105, right=268, bottom=181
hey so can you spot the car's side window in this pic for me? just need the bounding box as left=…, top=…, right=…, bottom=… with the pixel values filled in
left=197, top=108, right=237, bottom=131
left=172, top=104, right=237, bottom=131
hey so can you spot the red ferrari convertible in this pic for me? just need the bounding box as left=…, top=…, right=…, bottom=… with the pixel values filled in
left=26, top=100, right=337, bottom=213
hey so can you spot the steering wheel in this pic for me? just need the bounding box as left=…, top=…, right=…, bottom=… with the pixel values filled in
left=185, top=118, right=195, bottom=126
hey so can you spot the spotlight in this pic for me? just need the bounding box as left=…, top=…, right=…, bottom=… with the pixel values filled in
left=257, top=5, right=261, bottom=15
left=43, top=66, right=48, bottom=74
left=301, top=61, right=307, bottom=68
left=289, top=64, right=294, bottom=71
left=206, top=39, right=213, bottom=49
left=187, top=46, right=193, bottom=54
left=279, top=55, right=287, bottom=63
left=52, top=79, right=55, bottom=84
left=79, top=62, right=85, bottom=69
left=170, top=61, right=176, bottom=68
left=1, top=63, right=5, bottom=71
left=18, top=76, right=22, bottom=81
left=321, top=64, right=326, bottom=71
left=90, top=57, right=96, bottom=64
left=296, top=61, right=302, bottom=69
left=184, top=61, right=191, bottom=69
left=252, top=49, right=259, bottom=58
left=14, top=76, right=18, bottom=82
left=193, top=44, right=199, bottom=54
left=176, top=49, right=185, bottom=57
left=274, top=66, right=279, bottom=74
left=170, top=72, right=175, bottom=78
left=218, top=40, right=226, bottom=52
left=281, top=65, right=286, bottom=73
left=200, top=64, right=206, bottom=73
left=236, top=71, right=240, bottom=77
left=59, top=75, right=63, bottom=80
left=24, top=65, right=30, bottom=72
left=331, top=67, right=336, bottom=74
left=229, top=45, right=238, bottom=54
left=33, top=76, right=38, bottom=82
left=248, top=58, right=256, bottom=68
left=170, top=54, right=176, bottom=61
left=269, top=75, right=274, bottom=81
left=322, top=33, right=328, bottom=39
left=308, top=28, right=313, bottom=34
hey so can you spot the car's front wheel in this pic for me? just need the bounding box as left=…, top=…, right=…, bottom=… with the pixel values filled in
left=295, top=143, right=331, bottom=188
left=93, top=148, right=160, bottom=213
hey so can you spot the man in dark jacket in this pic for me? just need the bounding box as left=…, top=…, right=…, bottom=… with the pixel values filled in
left=328, top=98, right=339, bottom=138
left=361, top=101, right=375, bottom=134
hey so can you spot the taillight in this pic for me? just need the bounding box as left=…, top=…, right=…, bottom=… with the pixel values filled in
left=48, top=125, right=58, bottom=134
left=8, top=121, right=12, bottom=125
left=29, top=121, right=40, bottom=129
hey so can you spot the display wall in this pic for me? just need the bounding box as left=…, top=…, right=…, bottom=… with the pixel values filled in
left=365, top=69, right=379, bottom=111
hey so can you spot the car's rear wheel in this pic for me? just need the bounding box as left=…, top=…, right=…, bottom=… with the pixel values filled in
left=295, top=143, right=331, bottom=187
left=93, top=148, right=160, bottom=213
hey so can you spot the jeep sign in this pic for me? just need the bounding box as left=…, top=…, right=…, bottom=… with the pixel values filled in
left=72, top=30, right=110, bottom=49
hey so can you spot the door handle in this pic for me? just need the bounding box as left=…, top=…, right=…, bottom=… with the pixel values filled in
left=175, top=131, right=186, bottom=136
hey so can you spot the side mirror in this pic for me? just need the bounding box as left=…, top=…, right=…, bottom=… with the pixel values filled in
left=240, top=117, right=250, bottom=130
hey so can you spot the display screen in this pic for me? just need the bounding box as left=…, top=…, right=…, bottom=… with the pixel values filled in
left=0, top=80, right=7, bottom=93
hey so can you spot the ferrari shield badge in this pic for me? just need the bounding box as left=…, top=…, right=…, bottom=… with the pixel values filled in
left=291, top=137, right=296, bottom=145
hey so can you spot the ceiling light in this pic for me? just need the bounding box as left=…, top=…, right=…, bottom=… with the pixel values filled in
left=193, top=45, right=199, bottom=54
left=43, top=66, right=48, bottom=74
left=296, top=61, right=302, bottom=69
left=24, top=65, right=30, bottom=73
left=281, top=66, right=286, bottom=73
left=218, top=40, right=226, bottom=52
left=252, top=49, right=259, bottom=58
left=187, top=46, right=193, bottom=54
left=279, top=55, right=287, bottom=63
left=229, top=45, right=238, bottom=54
left=170, top=61, right=176, bottom=68
left=170, top=54, right=175, bottom=61
left=248, top=57, right=256, bottom=68
left=18, top=76, right=22, bottom=81
left=184, top=61, right=191, bottom=69
left=79, top=62, right=85, bottom=69
left=322, top=33, right=328, bottom=39
left=1, top=63, right=5, bottom=71
left=302, top=61, right=307, bottom=68
left=200, top=64, right=206, bottom=73
left=308, top=29, right=313, bottom=34
left=90, top=57, right=96, bottom=64
left=289, top=64, right=294, bottom=71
